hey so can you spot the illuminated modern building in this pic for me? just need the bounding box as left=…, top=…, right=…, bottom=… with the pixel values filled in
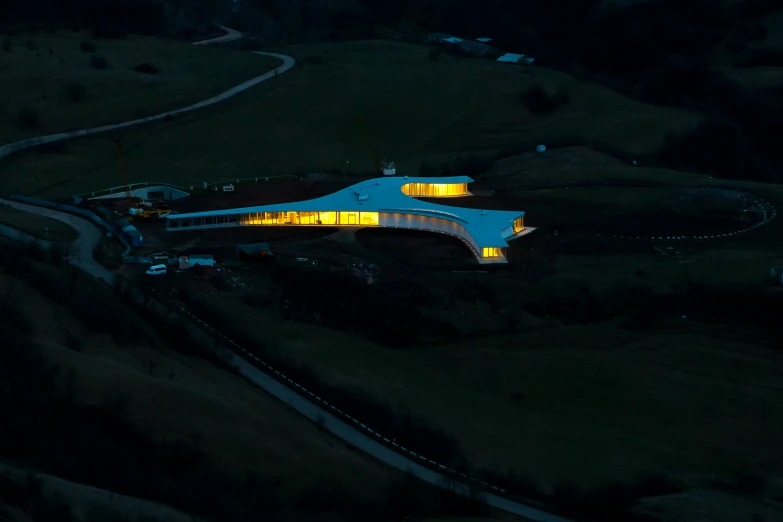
left=165, top=176, right=533, bottom=264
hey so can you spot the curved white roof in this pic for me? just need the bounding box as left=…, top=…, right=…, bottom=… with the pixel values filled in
left=168, top=176, right=526, bottom=248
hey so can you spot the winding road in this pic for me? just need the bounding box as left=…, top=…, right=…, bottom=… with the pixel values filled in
left=0, top=199, right=115, bottom=284
left=0, top=26, right=574, bottom=522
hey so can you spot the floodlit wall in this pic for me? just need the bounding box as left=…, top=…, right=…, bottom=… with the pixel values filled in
left=380, top=212, right=481, bottom=257
left=401, top=182, right=469, bottom=198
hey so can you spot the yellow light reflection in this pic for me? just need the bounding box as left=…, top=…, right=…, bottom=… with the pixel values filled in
left=513, top=217, right=524, bottom=234
left=482, top=247, right=503, bottom=258
left=240, top=211, right=379, bottom=226
left=401, top=183, right=468, bottom=197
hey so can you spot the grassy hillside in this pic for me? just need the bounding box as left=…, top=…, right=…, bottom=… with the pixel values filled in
left=0, top=236, right=507, bottom=522
left=153, top=158, right=783, bottom=503
left=0, top=253, right=396, bottom=501
left=0, top=204, right=78, bottom=241
left=0, top=31, right=280, bottom=142
left=0, top=40, right=698, bottom=199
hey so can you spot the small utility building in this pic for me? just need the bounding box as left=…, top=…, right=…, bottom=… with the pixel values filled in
left=166, top=176, right=532, bottom=264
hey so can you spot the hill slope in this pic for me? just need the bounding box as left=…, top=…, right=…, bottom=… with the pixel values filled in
left=0, top=31, right=279, bottom=142
left=0, top=39, right=698, bottom=199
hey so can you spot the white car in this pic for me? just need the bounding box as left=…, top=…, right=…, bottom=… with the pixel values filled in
left=146, top=264, right=167, bottom=276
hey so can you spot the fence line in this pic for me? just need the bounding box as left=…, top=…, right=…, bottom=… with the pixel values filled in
left=605, top=189, right=778, bottom=241
left=72, top=175, right=299, bottom=202
left=8, top=194, right=132, bottom=259
left=147, top=289, right=535, bottom=505
left=0, top=223, right=52, bottom=249
left=73, top=181, right=193, bottom=200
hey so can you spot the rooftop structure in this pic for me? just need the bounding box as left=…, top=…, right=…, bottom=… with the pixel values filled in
left=497, top=53, right=535, bottom=64
left=165, top=176, right=533, bottom=264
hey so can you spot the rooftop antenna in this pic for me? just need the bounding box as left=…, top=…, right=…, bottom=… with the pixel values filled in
left=382, top=160, right=396, bottom=176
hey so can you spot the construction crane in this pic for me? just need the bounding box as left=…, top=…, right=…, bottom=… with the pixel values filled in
left=113, top=138, right=132, bottom=199
left=357, top=115, right=396, bottom=176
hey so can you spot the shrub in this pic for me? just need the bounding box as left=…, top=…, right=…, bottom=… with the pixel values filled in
left=80, top=41, right=98, bottom=53
left=28, top=267, right=72, bottom=304
left=637, top=472, right=683, bottom=496
left=742, top=0, right=783, bottom=17
left=521, top=84, right=566, bottom=116
left=447, top=155, right=495, bottom=177
left=65, top=333, right=84, bottom=352
left=553, top=87, right=570, bottom=105
left=29, top=496, right=74, bottom=522
left=16, top=105, right=39, bottom=129
left=92, top=26, right=127, bottom=39
left=211, top=276, right=232, bottom=291
left=736, top=472, right=766, bottom=494
left=91, top=55, right=108, bottom=69
left=133, top=62, right=159, bottom=74
left=429, top=47, right=442, bottom=61
left=295, top=481, right=351, bottom=513
left=70, top=295, right=133, bottom=343
left=3, top=36, right=12, bottom=52
left=658, top=116, right=751, bottom=179
left=0, top=305, right=33, bottom=334
left=300, top=55, right=323, bottom=66
left=725, top=41, right=748, bottom=52
left=419, top=162, right=440, bottom=176
left=67, top=83, right=86, bottom=102
left=736, top=47, right=783, bottom=67
left=550, top=482, right=583, bottom=514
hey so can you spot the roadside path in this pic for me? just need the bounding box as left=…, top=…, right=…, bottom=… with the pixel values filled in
left=0, top=198, right=115, bottom=285
left=0, top=26, right=576, bottom=522
left=0, top=27, right=294, bottom=162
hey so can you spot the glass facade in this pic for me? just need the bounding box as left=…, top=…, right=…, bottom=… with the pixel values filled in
left=513, top=216, right=524, bottom=234
left=237, top=211, right=379, bottom=226
left=482, top=247, right=504, bottom=258
left=401, top=182, right=469, bottom=197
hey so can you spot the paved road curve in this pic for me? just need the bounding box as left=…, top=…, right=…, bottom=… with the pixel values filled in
left=0, top=198, right=115, bottom=285
left=0, top=28, right=294, bottom=162
left=0, top=26, right=576, bottom=522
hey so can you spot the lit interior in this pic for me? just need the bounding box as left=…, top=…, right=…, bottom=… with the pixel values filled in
left=239, top=211, right=379, bottom=226
left=513, top=216, right=524, bottom=234
left=401, top=182, right=469, bottom=197
left=481, top=247, right=505, bottom=258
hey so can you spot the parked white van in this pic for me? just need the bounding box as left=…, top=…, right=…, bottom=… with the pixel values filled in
left=146, top=264, right=167, bottom=276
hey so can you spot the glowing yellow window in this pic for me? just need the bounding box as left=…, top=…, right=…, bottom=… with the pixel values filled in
left=319, top=211, right=337, bottom=225
left=513, top=217, right=524, bottom=234
left=339, top=211, right=359, bottom=225
left=359, top=212, right=379, bottom=225
left=482, top=247, right=503, bottom=258
left=298, top=212, right=316, bottom=225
